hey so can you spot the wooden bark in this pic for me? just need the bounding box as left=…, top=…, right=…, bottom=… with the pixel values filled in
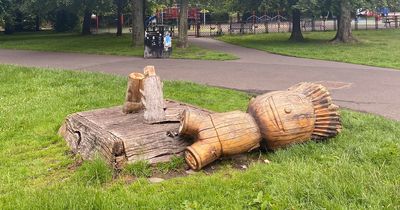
left=180, top=110, right=262, bottom=170
left=289, top=9, right=304, bottom=42
left=144, top=65, right=156, bottom=76
left=177, top=0, right=189, bottom=48
left=59, top=101, right=211, bottom=168
left=141, top=74, right=166, bottom=124
left=331, top=0, right=356, bottom=43
left=82, top=9, right=92, bottom=35
left=123, top=72, right=145, bottom=113
left=116, top=0, right=123, bottom=36
left=132, top=0, right=144, bottom=46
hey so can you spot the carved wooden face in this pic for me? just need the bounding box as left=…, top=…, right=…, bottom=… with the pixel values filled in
left=248, top=91, right=315, bottom=150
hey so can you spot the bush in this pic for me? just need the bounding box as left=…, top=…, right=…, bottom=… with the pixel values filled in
left=53, top=9, right=79, bottom=32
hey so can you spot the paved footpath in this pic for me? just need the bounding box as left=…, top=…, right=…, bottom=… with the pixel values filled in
left=1, top=37, right=399, bottom=121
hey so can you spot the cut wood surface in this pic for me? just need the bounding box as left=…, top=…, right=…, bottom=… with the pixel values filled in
left=141, top=74, right=166, bottom=124
left=123, top=72, right=145, bottom=114
left=59, top=100, right=211, bottom=168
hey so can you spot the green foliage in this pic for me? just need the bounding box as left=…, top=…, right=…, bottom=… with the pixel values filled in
left=180, top=200, right=212, bottom=210
left=52, top=9, right=79, bottom=32
left=209, top=12, right=230, bottom=22
left=124, top=161, right=152, bottom=178
left=75, top=156, right=113, bottom=185
left=0, top=32, right=237, bottom=61
left=156, top=156, right=186, bottom=173
left=248, top=191, right=275, bottom=210
left=218, top=30, right=400, bottom=69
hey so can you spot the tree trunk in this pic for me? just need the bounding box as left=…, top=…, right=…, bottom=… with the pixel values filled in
left=177, top=0, right=189, bottom=48
left=82, top=9, right=92, bottom=35
left=331, top=0, right=356, bottom=43
left=289, top=9, right=304, bottom=42
left=116, top=0, right=123, bottom=36
left=59, top=102, right=212, bottom=168
left=132, top=0, right=144, bottom=46
left=4, top=16, right=14, bottom=34
left=123, top=72, right=145, bottom=113
left=35, top=15, right=41, bottom=31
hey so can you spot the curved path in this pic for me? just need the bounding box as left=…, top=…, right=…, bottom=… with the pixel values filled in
left=0, top=38, right=399, bottom=120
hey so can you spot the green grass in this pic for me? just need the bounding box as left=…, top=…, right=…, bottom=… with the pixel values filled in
left=218, top=29, right=400, bottom=69
left=0, top=64, right=399, bottom=209
left=0, top=32, right=237, bottom=60
left=124, top=161, right=152, bottom=178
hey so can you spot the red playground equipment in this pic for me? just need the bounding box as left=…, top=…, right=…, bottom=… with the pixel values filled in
left=157, top=5, right=200, bottom=23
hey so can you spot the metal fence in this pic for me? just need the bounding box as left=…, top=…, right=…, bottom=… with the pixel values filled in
left=186, top=16, right=400, bottom=37
left=92, top=15, right=399, bottom=37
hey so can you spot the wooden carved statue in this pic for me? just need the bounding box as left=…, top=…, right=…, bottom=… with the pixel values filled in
left=179, top=110, right=262, bottom=170
left=180, top=82, right=341, bottom=170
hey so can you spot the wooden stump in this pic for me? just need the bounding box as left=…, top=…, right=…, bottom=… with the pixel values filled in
left=123, top=72, right=145, bottom=114
left=123, top=65, right=168, bottom=124
left=59, top=100, right=211, bottom=168
left=141, top=74, right=166, bottom=124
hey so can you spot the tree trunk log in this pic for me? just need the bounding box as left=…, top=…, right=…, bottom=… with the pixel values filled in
left=59, top=102, right=212, bottom=168
left=141, top=74, right=166, bottom=124
left=82, top=9, right=92, bottom=35
left=123, top=72, right=145, bottom=113
left=177, top=0, right=189, bottom=48
left=35, top=15, right=41, bottom=32
left=132, top=0, right=144, bottom=46
left=116, top=0, right=123, bottom=36
left=331, top=0, right=356, bottom=43
left=289, top=9, right=304, bottom=42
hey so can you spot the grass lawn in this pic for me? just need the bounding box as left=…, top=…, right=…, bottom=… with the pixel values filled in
left=218, top=29, right=400, bottom=69
left=0, top=65, right=399, bottom=209
left=0, top=32, right=237, bottom=60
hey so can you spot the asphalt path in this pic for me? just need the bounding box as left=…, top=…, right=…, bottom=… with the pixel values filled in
left=1, top=37, right=399, bottom=120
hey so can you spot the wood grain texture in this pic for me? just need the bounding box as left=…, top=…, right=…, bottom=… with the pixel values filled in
left=181, top=110, right=262, bottom=170
left=59, top=100, right=211, bottom=168
left=123, top=72, right=145, bottom=114
left=141, top=75, right=166, bottom=124
left=248, top=91, right=315, bottom=150
left=288, top=82, right=342, bottom=140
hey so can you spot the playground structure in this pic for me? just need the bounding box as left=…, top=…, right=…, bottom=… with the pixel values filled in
left=91, top=6, right=400, bottom=37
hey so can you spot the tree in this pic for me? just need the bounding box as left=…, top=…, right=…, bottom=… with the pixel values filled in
left=177, top=0, right=188, bottom=48
left=289, top=8, right=304, bottom=41
left=331, top=0, right=356, bottom=43
left=132, top=0, right=144, bottom=46
left=115, top=0, right=127, bottom=36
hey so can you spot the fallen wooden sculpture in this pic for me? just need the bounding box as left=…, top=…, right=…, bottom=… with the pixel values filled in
left=59, top=66, right=211, bottom=168
left=180, top=82, right=342, bottom=170
left=59, top=65, right=341, bottom=171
